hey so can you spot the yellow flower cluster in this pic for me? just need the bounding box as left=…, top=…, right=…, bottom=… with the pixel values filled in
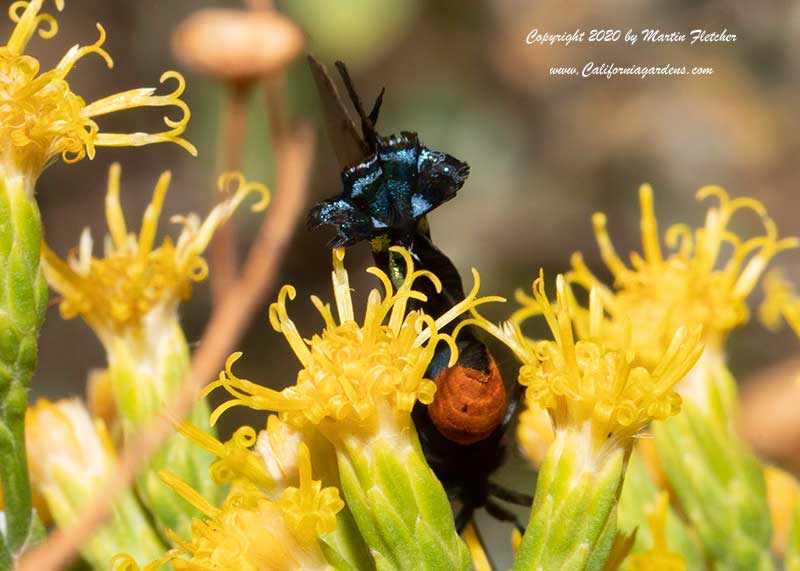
left=174, top=415, right=322, bottom=501
left=468, top=272, right=704, bottom=454
left=0, top=0, right=195, bottom=179
left=41, top=165, right=268, bottom=341
left=206, top=247, right=502, bottom=441
left=112, top=444, right=342, bottom=571
left=566, top=185, right=797, bottom=367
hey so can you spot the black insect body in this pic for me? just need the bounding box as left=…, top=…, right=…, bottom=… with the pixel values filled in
left=307, top=57, right=531, bottom=553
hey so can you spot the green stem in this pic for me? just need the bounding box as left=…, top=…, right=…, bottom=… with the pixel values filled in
left=0, top=172, right=48, bottom=566
left=513, top=428, right=626, bottom=571
left=334, top=419, right=470, bottom=571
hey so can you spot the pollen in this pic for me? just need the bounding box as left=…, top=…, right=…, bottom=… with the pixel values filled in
left=466, top=272, right=704, bottom=454
left=563, top=184, right=797, bottom=367
left=0, top=0, right=196, bottom=180
left=41, top=165, right=268, bottom=339
left=205, top=247, right=503, bottom=440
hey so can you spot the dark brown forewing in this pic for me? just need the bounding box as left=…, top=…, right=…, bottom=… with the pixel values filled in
left=307, top=54, right=369, bottom=169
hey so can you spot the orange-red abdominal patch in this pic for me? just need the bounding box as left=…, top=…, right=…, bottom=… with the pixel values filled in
left=428, top=359, right=507, bottom=445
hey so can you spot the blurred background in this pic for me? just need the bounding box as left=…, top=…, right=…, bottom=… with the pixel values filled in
left=11, top=0, right=800, bottom=564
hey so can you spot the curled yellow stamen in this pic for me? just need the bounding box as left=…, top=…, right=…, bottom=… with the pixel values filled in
left=556, top=184, right=798, bottom=367
left=0, top=1, right=195, bottom=178
left=760, top=269, right=800, bottom=337
left=469, top=271, right=704, bottom=455
left=41, top=165, right=269, bottom=338
left=128, top=443, right=342, bottom=571
left=207, top=247, right=501, bottom=440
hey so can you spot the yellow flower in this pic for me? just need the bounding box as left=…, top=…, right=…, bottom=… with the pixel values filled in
left=198, top=424, right=274, bottom=488
left=41, top=164, right=268, bottom=343
left=764, top=465, right=800, bottom=556
left=760, top=269, right=800, bottom=338
left=0, top=0, right=196, bottom=180
left=177, top=412, right=344, bottom=504
left=40, top=166, right=267, bottom=534
left=255, top=415, right=307, bottom=489
left=175, top=421, right=286, bottom=496
left=516, top=399, right=554, bottom=468
left=26, top=398, right=114, bottom=504
left=113, top=443, right=343, bottom=571
left=565, top=184, right=797, bottom=368
left=627, top=492, right=686, bottom=571
left=205, top=246, right=502, bottom=442
left=26, top=399, right=167, bottom=569
left=468, top=272, right=704, bottom=455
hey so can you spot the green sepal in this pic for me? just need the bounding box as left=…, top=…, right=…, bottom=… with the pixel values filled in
left=320, top=505, right=376, bottom=571
left=513, top=429, right=626, bottom=571
left=653, top=359, right=773, bottom=571
left=617, top=450, right=705, bottom=570
left=107, top=321, right=220, bottom=539
left=335, top=424, right=471, bottom=571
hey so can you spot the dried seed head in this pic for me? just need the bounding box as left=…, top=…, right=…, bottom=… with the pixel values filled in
left=172, top=8, right=304, bottom=82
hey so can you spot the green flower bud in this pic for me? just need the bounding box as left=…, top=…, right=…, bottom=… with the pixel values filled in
left=26, top=399, right=166, bottom=570
left=653, top=351, right=773, bottom=571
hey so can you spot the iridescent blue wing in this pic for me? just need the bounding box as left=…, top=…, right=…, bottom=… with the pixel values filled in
left=340, top=154, right=390, bottom=222
left=308, top=154, right=390, bottom=247
left=307, top=197, right=379, bottom=247
left=376, top=133, right=423, bottom=228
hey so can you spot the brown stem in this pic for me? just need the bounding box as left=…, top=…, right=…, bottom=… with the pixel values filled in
left=17, top=122, right=315, bottom=571
left=19, top=2, right=315, bottom=567
left=263, top=75, right=289, bottom=142
left=209, top=82, right=250, bottom=306
left=244, top=0, right=273, bottom=10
